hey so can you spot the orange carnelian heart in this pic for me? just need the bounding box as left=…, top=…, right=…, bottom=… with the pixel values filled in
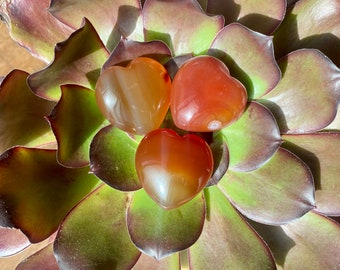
left=95, top=57, right=171, bottom=135
left=135, top=128, right=214, bottom=209
left=170, top=55, right=247, bottom=132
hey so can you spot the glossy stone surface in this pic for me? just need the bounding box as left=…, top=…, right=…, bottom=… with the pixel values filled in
left=95, top=57, right=171, bottom=135
left=171, top=55, right=247, bottom=132
left=135, top=128, right=214, bottom=209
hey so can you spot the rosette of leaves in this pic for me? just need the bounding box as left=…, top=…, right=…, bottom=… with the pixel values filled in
left=0, top=0, right=340, bottom=269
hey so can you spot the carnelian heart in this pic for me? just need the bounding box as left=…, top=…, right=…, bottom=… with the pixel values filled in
left=95, top=57, right=171, bottom=135
left=170, top=55, right=247, bottom=132
left=135, top=128, right=213, bottom=209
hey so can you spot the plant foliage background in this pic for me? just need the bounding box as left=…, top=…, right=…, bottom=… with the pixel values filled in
left=0, top=0, right=340, bottom=269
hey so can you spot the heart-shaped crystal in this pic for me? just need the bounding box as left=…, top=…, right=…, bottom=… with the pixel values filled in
left=95, top=57, right=171, bottom=135
left=171, top=55, right=247, bottom=132
left=135, top=128, right=214, bottom=209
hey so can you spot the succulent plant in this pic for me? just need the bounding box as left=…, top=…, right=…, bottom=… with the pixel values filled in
left=1, top=0, right=340, bottom=269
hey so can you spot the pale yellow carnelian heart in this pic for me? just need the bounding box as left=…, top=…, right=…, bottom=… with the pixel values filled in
left=95, top=57, right=171, bottom=135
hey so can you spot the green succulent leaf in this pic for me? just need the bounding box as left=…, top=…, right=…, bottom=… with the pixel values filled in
left=127, top=189, right=205, bottom=260
left=0, top=227, right=30, bottom=257
left=54, top=184, right=140, bottom=270
left=49, top=0, right=143, bottom=51
left=221, top=101, right=281, bottom=172
left=209, top=23, right=281, bottom=99
left=283, top=133, right=340, bottom=216
left=16, top=243, right=59, bottom=270
left=28, top=19, right=109, bottom=101
left=103, top=39, right=172, bottom=70
left=0, top=70, right=56, bottom=154
left=143, top=0, right=224, bottom=56
left=90, top=125, right=141, bottom=191
left=206, top=0, right=286, bottom=34
left=0, top=147, right=99, bottom=243
left=188, top=186, right=276, bottom=270
left=133, top=253, right=180, bottom=270
left=249, top=212, right=340, bottom=269
left=219, top=147, right=315, bottom=225
left=274, top=0, right=340, bottom=67
left=0, top=0, right=73, bottom=62
left=47, top=84, right=108, bottom=168
left=261, top=49, right=340, bottom=134
left=1, top=1, right=340, bottom=268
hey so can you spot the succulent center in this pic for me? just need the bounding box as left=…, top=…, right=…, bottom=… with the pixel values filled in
left=95, top=55, right=246, bottom=209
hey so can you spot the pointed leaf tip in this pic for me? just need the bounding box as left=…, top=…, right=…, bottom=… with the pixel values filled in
left=0, top=147, right=99, bottom=242
left=251, top=212, right=340, bottom=269
left=144, top=0, right=224, bottom=56
left=54, top=185, right=140, bottom=270
left=49, top=0, right=144, bottom=51
left=103, top=39, right=172, bottom=70
left=221, top=101, right=281, bottom=172
left=206, top=0, right=286, bottom=34
left=274, top=0, right=340, bottom=67
left=283, top=133, right=340, bottom=216
left=219, top=147, right=315, bottom=225
left=133, top=252, right=180, bottom=269
left=0, top=70, right=56, bottom=154
left=28, top=19, right=109, bottom=101
left=189, top=186, right=276, bottom=269
left=0, top=0, right=73, bottom=62
left=48, top=84, right=107, bottom=168
left=210, top=23, right=281, bottom=99
left=262, top=49, right=340, bottom=133
left=127, top=189, right=205, bottom=260
left=90, top=125, right=141, bottom=191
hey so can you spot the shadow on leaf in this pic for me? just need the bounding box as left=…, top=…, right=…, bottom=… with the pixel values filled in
left=281, top=140, right=321, bottom=191
left=246, top=218, right=296, bottom=268
left=274, top=14, right=340, bottom=68
left=106, top=5, right=141, bottom=51
left=208, top=48, right=253, bottom=99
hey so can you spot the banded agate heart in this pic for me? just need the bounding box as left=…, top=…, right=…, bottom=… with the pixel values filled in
left=135, top=128, right=214, bottom=209
left=95, top=57, right=171, bottom=135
